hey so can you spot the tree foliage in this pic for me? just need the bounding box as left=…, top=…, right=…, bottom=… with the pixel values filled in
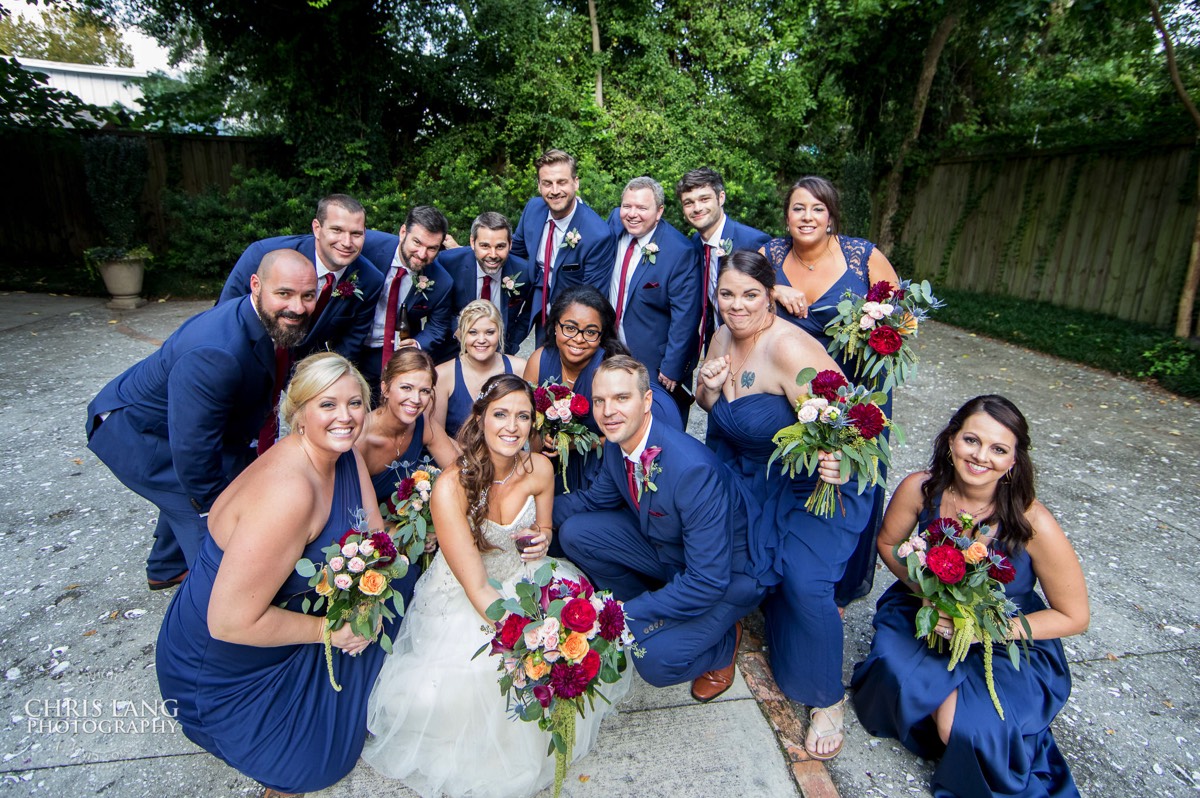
left=0, top=7, right=133, bottom=67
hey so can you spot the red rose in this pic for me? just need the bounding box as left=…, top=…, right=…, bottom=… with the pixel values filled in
left=868, top=326, right=903, bottom=355
left=988, top=555, right=1016, bottom=585
left=846, top=403, right=885, bottom=439
left=579, top=649, right=601, bottom=682
left=497, top=613, right=531, bottom=649
left=569, top=394, right=590, bottom=417
left=561, top=597, right=598, bottom=633
left=533, top=387, right=552, bottom=413
left=548, top=383, right=572, bottom=400
left=338, top=528, right=358, bottom=546
left=926, top=544, right=967, bottom=584
left=810, top=370, right=848, bottom=402
left=865, top=280, right=895, bottom=303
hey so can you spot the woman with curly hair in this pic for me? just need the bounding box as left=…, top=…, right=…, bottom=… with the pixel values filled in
left=363, top=373, right=629, bottom=798
left=852, top=395, right=1089, bottom=798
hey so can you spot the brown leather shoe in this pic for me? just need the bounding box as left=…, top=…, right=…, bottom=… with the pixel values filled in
left=147, top=571, right=188, bottom=591
left=690, top=621, right=742, bottom=702
left=261, top=788, right=305, bottom=798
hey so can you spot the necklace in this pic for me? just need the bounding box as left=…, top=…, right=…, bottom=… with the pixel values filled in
left=493, top=456, right=521, bottom=485
left=948, top=484, right=994, bottom=518
left=792, top=246, right=818, bottom=271
left=728, top=317, right=770, bottom=387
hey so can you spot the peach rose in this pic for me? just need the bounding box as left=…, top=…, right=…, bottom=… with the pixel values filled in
left=963, top=541, right=989, bottom=565
left=359, top=569, right=387, bottom=596
left=411, top=470, right=431, bottom=484
left=896, top=312, right=919, bottom=336
left=315, top=568, right=334, bottom=597
left=524, top=656, right=551, bottom=680
left=559, top=631, right=589, bottom=662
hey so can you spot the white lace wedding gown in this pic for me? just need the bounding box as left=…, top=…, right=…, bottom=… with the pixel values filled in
left=363, top=495, right=630, bottom=798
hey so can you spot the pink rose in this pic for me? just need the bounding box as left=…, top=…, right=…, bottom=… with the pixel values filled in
left=333, top=573, right=353, bottom=590
left=329, top=556, right=345, bottom=572
left=341, top=542, right=359, bottom=558
left=359, top=540, right=375, bottom=555
left=348, top=557, right=366, bottom=573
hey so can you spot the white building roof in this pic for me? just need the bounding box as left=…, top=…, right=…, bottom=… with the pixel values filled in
left=16, top=56, right=148, bottom=111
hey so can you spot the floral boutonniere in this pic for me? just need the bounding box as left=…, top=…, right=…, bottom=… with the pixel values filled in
left=500, top=274, right=525, bottom=296
left=334, top=272, right=364, bottom=301
left=636, top=446, right=663, bottom=498
left=718, top=238, right=734, bottom=258
left=560, top=228, right=582, bottom=249
left=642, top=242, right=659, bottom=265
left=413, top=274, right=435, bottom=298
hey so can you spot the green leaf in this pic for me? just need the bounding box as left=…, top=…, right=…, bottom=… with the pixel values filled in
left=915, top=605, right=938, bottom=636
left=295, top=559, right=317, bottom=578
left=379, top=634, right=393, bottom=654
left=794, top=366, right=818, bottom=387
left=301, top=597, right=311, bottom=614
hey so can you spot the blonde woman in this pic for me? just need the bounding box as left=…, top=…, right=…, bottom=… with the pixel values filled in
left=434, top=299, right=526, bottom=436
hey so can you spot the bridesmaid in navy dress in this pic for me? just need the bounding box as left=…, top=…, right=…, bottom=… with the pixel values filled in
left=434, top=299, right=525, bottom=437
left=358, top=348, right=458, bottom=606
left=697, top=251, right=864, bottom=760
left=157, top=353, right=397, bottom=796
left=765, top=176, right=901, bottom=609
left=852, top=395, right=1088, bottom=798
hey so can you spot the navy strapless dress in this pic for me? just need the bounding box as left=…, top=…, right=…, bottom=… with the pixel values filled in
left=156, top=451, right=401, bottom=794
left=538, top=346, right=604, bottom=495
left=766, top=235, right=891, bottom=607
left=851, top=496, right=1078, bottom=798
left=445, top=355, right=513, bottom=437
left=707, top=392, right=870, bottom=707
left=369, top=415, right=428, bottom=608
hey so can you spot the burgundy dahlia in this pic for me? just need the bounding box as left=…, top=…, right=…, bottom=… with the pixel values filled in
left=847, top=403, right=886, bottom=439
left=597, top=598, right=625, bottom=642
left=549, top=661, right=591, bottom=699
left=548, top=383, right=573, bottom=400
left=810, top=370, right=848, bottom=402
left=370, top=531, right=398, bottom=564
left=533, top=387, right=553, bottom=413
left=865, top=281, right=895, bottom=303
left=988, top=555, right=1017, bottom=585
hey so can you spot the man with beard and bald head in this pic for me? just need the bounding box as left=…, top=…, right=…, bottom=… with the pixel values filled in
left=87, top=250, right=318, bottom=590
left=219, top=194, right=384, bottom=364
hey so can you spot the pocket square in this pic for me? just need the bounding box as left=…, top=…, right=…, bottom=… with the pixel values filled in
left=412, top=303, right=429, bottom=312
left=561, top=262, right=582, bottom=273
left=642, top=281, right=661, bottom=289
left=649, top=510, right=667, bottom=518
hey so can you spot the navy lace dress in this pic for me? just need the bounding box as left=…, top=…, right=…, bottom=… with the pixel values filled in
left=851, top=495, right=1078, bottom=797
left=765, top=235, right=891, bottom=606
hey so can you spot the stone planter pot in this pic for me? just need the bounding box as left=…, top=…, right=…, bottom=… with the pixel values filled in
left=98, top=257, right=148, bottom=310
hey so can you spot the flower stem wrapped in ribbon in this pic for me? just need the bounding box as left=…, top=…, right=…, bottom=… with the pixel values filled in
left=532, top=381, right=601, bottom=492
left=893, top=512, right=1032, bottom=718
left=295, top=509, right=409, bottom=691
left=474, top=562, right=638, bottom=798
left=818, top=278, right=943, bottom=392
left=768, top=367, right=902, bottom=517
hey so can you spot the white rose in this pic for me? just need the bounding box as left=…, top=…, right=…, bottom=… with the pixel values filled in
left=797, top=404, right=820, bottom=423
left=859, top=314, right=876, bottom=330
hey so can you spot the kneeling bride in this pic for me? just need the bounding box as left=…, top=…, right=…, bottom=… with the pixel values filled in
left=364, top=374, right=630, bottom=798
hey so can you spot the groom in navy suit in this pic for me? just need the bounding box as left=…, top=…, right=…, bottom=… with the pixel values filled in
left=218, top=194, right=383, bottom=364
left=510, top=149, right=616, bottom=347
left=357, top=206, right=455, bottom=392
left=676, top=168, right=771, bottom=356
left=87, top=251, right=318, bottom=588
left=430, top=211, right=534, bottom=363
left=553, top=356, right=762, bottom=701
left=607, top=177, right=702, bottom=419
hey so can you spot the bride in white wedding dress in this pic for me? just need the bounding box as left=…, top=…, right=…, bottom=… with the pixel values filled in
left=364, top=374, right=629, bottom=798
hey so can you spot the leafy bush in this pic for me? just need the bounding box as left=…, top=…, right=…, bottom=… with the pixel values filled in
left=81, top=134, right=148, bottom=253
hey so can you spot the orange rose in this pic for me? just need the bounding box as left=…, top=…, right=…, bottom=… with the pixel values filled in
left=315, top=568, right=334, bottom=597
left=559, top=631, right=589, bottom=662
left=358, top=569, right=387, bottom=596
left=963, top=541, right=989, bottom=565
left=410, top=470, right=431, bottom=484
left=896, top=312, right=919, bottom=336
left=524, top=656, right=551, bottom=680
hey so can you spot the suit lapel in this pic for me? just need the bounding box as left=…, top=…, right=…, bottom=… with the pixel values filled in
left=626, top=228, right=660, bottom=304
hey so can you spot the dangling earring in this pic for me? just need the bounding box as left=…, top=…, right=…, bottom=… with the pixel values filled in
left=298, top=426, right=305, bottom=436
left=1002, top=468, right=1013, bottom=484
left=826, top=225, right=832, bottom=235
left=946, top=450, right=953, bottom=465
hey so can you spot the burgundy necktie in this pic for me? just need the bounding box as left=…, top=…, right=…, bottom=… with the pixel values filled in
left=625, top=459, right=640, bottom=511
left=257, top=345, right=291, bottom=456
left=541, top=220, right=557, bottom=325
left=481, top=274, right=493, bottom=302
left=381, top=267, right=406, bottom=369
left=614, top=240, right=637, bottom=329
left=699, top=244, right=713, bottom=355
left=312, top=273, right=335, bottom=320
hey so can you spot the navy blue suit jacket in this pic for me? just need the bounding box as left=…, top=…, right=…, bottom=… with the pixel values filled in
left=691, top=216, right=772, bottom=260
left=552, top=420, right=753, bottom=624
left=432, top=246, right=535, bottom=361
left=511, top=197, right=615, bottom=344
left=360, top=229, right=456, bottom=355
left=218, top=234, right=383, bottom=363
left=86, top=296, right=274, bottom=513
left=607, top=213, right=702, bottom=384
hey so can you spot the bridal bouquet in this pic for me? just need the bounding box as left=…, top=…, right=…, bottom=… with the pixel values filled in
left=820, top=278, right=943, bottom=392
left=532, top=381, right=600, bottom=492
left=295, top=510, right=409, bottom=691
left=768, top=368, right=901, bottom=517
left=477, top=562, right=635, bottom=798
left=893, top=512, right=1031, bottom=718
left=380, top=460, right=441, bottom=570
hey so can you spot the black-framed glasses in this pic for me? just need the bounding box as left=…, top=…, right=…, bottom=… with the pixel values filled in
left=557, top=322, right=601, bottom=342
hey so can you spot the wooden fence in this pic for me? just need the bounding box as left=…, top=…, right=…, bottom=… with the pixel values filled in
left=0, top=129, right=285, bottom=266
left=899, top=142, right=1197, bottom=329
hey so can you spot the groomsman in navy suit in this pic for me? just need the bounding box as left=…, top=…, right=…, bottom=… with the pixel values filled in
left=510, top=149, right=616, bottom=347
left=607, top=177, right=702, bottom=418
left=553, top=356, right=762, bottom=700
left=676, top=168, right=771, bottom=356
left=218, top=194, right=383, bottom=364
left=358, top=206, right=455, bottom=392
left=430, top=211, right=534, bottom=363
left=87, top=251, right=318, bottom=589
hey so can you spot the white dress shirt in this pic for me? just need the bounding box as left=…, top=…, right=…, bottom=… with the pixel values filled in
left=369, top=246, right=411, bottom=347
left=535, top=200, right=579, bottom=294
left=609, top=226, right=659, bottom=344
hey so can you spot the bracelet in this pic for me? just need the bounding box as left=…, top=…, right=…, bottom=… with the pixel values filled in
left=315, top=617, right=326, bottom=645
